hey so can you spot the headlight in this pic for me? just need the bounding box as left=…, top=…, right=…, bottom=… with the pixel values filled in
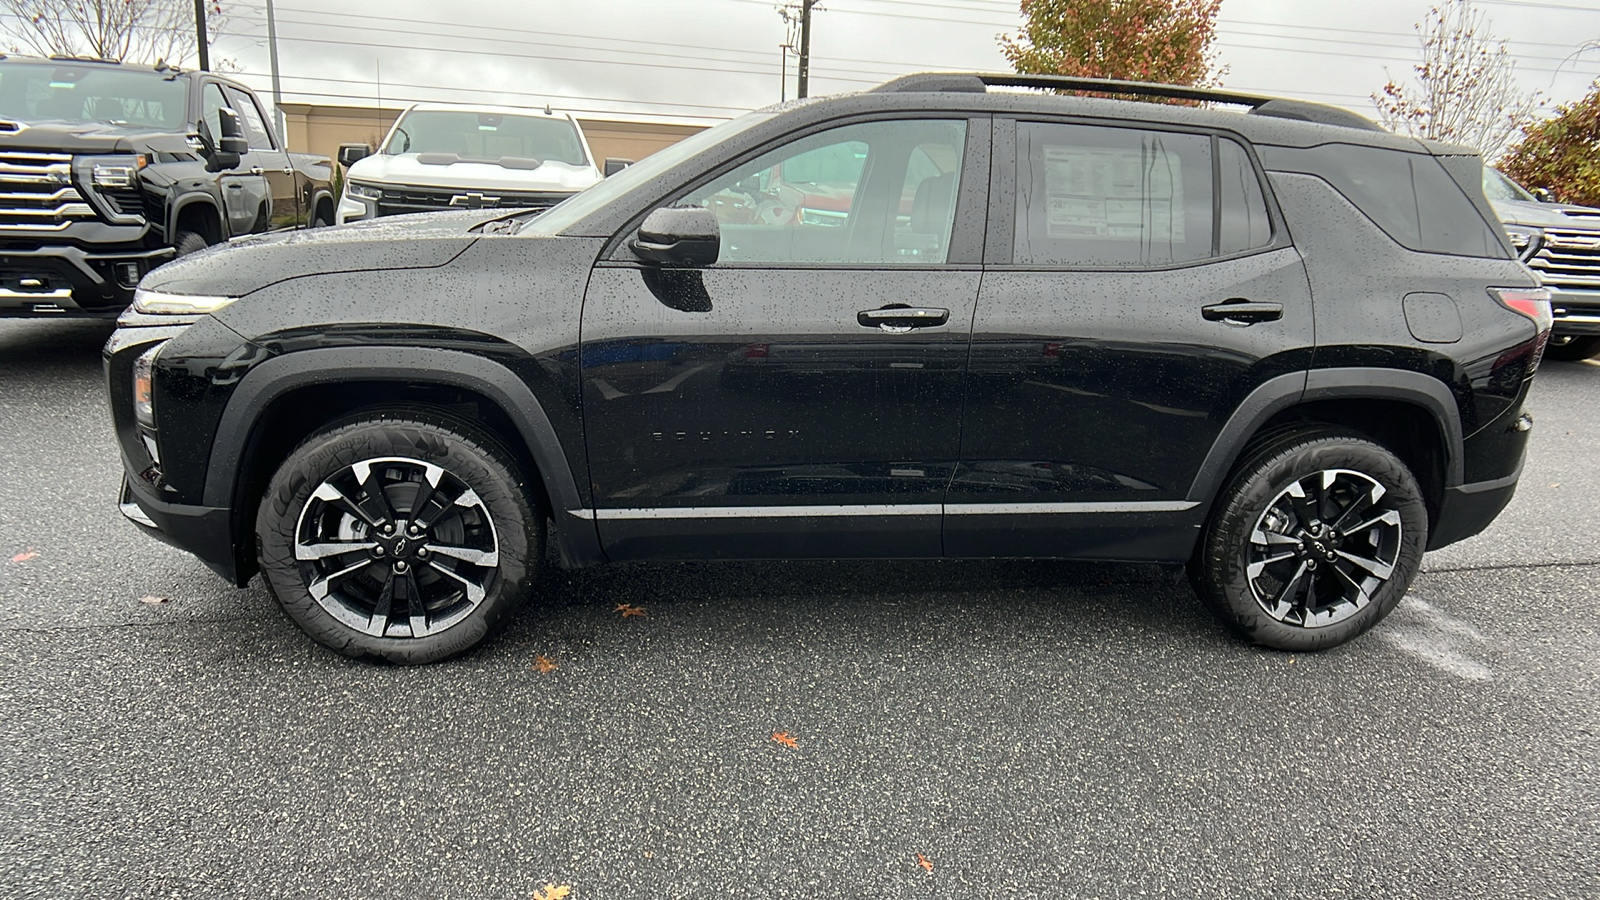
left=1503, top=225, right=1542, bottom=260
left=133, top=342, right=163, bottom=429
left=345, top=181, right=383, bottom=201
left=132, top=288, right=238, bottom=315
left=798, top=206, right=848, bottom=227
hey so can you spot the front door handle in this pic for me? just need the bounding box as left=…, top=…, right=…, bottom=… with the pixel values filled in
left=248, top=166, right=266, bottom=176
left=1201, top=300, right=1283, bottom=325
left=858, top=306, right=950, bottom=333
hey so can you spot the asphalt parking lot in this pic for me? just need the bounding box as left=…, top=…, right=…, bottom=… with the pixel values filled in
left=1, top=318, right=1595, bottom=899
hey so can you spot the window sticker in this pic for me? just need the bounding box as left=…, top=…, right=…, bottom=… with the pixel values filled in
left=1042, top=144, right=1184, bottom=243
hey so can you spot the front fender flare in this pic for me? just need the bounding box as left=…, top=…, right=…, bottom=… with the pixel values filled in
left=202, top=345, right=602, bottom=567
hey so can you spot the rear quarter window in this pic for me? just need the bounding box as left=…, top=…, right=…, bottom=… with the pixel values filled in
left=1262, top=143, right=1508, bottom=259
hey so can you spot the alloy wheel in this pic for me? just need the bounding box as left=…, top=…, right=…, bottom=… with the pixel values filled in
left=293, top=456, right=500, bottom=638
left=1244, top=468, right=1403, bottom=628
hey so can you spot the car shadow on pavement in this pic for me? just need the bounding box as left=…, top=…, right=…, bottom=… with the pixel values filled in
left=0, top=319, right=116, bottom=374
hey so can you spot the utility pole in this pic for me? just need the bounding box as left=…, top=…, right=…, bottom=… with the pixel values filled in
left=266, top=0, right=286, bottom=139
left=797, top=0, right=815, bottom=99
left=192, top=0, right=209, bottom=71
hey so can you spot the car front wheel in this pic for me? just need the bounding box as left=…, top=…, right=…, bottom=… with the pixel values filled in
left=256, top=413, right=542, bottom=664
left=1192, top=431, right=1427, bottom=651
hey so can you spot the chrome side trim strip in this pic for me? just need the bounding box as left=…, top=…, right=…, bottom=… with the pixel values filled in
left=0, top=288, right=73, bottom=300
left=585, top=504, right=943, bottom=520
left=572, top=500, right=1198, bottom=520
left=945, top=500, right=1200, bottom=515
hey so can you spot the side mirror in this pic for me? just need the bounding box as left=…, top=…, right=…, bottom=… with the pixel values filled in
left=217, top=108, right=249, bottom=155
left=632, top=207, right=719, bottom=267
left=1533, top=187, right=1555, bottom=203
left=339, top=143, right=373, bottom=168
left=603, top=157, right=633, bottom=177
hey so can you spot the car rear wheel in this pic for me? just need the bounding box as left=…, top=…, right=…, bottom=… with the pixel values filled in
left=1191, top=431, right=1427, bottom=651
left=256, top=413, right=542, bottom=664
left=1544, top=335, right=1600, bottom=361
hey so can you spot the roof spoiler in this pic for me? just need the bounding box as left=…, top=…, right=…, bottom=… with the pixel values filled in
left=871, top=72, right=1385, bottom=133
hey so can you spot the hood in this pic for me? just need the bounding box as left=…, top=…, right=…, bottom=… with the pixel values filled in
left=345, top=152, right=602, bottom=193
left=0, top=119, right=172, bottom=154
left=1491, top=198, right=1600, bottom=230
left=142, top=208, right=512, bottom=299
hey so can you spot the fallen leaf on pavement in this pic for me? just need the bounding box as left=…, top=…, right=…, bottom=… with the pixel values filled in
left=615, top=603, right=646, bottom=618
left=771, top=731, right=797, bottom=748
left=916, top=852, right=934, bottom=871
left=532, top=655, right=558, bottom=673
left=533, top=885, right=571, bottom=900
left=138, top=595, right=170, bottom=605
left=10, top=550, right=37, bottom=563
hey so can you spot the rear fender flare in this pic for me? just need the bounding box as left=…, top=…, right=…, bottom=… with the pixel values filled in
left=1185, top=367, right=1463, bottom=510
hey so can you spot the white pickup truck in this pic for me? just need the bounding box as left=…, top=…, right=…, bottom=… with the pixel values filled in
left=335, top=103, right=615, bottom=223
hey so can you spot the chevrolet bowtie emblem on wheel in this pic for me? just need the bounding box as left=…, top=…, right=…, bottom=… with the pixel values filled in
left=449, top=192, right=502, bottom=209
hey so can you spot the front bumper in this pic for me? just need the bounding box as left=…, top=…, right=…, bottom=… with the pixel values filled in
left=119, top=475, right=240, bottom=584
left=1548, top=285, right=1600, bottom=336
left=1, top=242, right=175, bottom=317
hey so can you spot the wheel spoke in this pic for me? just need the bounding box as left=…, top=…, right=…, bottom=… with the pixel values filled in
left=1296, top=569, right=1319, bottom=620
left=426, top=544, right=499, bottom=567
left=368, top=571, right=396, bottom=635
left=1286, top=481, right=1318, bottom=529
left=397, top=567, right=428, bottom=637
left=404, top=462, right=447, bottom=527
left=1250, top=528, right=1299, bottom=547
left=1343, top=508, right=1401, bottom=539
left=1330, top=480, right=1386, bottom=532
left=1272, top=559, right=1310, bottom=610
left=1334, top=549, right=1393, bottom=580
left=426, top=558, right=487, bottom=604
left=1247, top=551, right=1298, bottom=579
left=1327, top=560, right=1375, bottom=607
left=307, top=557, right=373, bottom=600
left=350, top=460, right=400, bottom=526
left=295, top=540, right=377, bottom=561
left=312, top=482, right=382, bottom=529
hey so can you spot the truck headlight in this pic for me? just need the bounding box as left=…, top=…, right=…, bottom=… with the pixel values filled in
left=345, top=181, right=383, bottom=201
left=132, top=289, right=238, bottom=315
left=1503, top=225, right=1542, bottom=260
left=133, top=342, right=163, bottom=429
left=92, top=156, right=147, bottom=189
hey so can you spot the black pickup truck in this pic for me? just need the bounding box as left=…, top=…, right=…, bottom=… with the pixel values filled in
left=0, top=54, right=334, bottom=317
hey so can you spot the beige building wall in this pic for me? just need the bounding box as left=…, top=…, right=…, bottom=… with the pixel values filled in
left=279, top=103, right=707, bottom=167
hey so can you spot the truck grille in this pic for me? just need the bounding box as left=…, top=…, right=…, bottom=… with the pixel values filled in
left=1530, top=229, right=1600, bottom=289
left=0, top=151, right=95, bottom=231
left=373, top=183, right=571, bottom=217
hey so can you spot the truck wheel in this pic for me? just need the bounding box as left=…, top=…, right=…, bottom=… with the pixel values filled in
left=173, top=231, right=208, bottom=257
left=1191, top=431, right=1427, bottom=652
left=1544, top=335, right=1600, bottom=361
left=255, top=412, right=543, bottom=664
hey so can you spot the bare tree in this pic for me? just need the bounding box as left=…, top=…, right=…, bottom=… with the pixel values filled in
left=1374, top=0, right=1540, bottom=161
left=0, top=1, right=227, bottom=67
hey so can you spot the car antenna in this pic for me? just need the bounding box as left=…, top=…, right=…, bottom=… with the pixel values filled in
left=544, top=104, right=553, bottom=116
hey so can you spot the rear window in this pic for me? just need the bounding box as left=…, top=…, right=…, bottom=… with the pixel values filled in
left=1266, top=143, right=1508, bottom=259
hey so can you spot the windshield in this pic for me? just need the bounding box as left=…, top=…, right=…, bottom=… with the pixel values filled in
left=523, top=110, right=776, bottom=236
left=0, top=60, right=187, bottom=129
left=1482, top=167, right=1536, bottom=203
left=384, top=110, right=589, bottom=166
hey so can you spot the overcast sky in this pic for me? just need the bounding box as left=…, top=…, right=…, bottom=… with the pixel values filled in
left=153, top=0, right=1600, bottom=126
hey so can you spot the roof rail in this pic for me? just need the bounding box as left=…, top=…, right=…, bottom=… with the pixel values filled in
left=47, top=54, right=123, bottom=65
left=871, top=72, right=1384, bottom=133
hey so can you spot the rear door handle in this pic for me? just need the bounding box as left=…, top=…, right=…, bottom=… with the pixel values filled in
left=1201, top=300, right=1283, bottom=324
left=858, top=306, right=950, bottom=333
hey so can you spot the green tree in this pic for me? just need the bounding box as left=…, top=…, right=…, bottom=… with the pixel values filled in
left=1499, top=82, right=1600, bottom=206
left=1000, top=0, right=1225, bottom=87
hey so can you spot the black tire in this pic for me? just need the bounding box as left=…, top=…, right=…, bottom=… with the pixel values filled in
left=173, top=230, right=208, bottom=257
left=1192, top=430, right=1427, bottom=651
left=1544, top=335, right=1600, bottom=361
left=255, top=412, right=543, bottom=664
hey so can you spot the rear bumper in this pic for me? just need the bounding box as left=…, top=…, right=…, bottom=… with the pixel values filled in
left=118, top=476, right=241, bottom=585
left=0, top=243, right=174, bottom=317
left=1427, top=469, right=1521, bottom=550
left=1548, top=285, right=1600, bottom=336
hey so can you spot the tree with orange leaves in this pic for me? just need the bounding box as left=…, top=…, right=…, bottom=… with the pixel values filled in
left=1000, top=0, right=1225, bottom=87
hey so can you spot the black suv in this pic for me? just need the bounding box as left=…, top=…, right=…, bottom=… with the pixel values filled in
left=106, top=74, right=1550, bottom=663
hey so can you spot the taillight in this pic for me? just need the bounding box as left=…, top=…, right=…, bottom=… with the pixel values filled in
left=1490, top=286, right=1553, bottom=374
left=1490, top=286, right=1553, bottom=332
left=742, top=343, right=769, bottom=359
